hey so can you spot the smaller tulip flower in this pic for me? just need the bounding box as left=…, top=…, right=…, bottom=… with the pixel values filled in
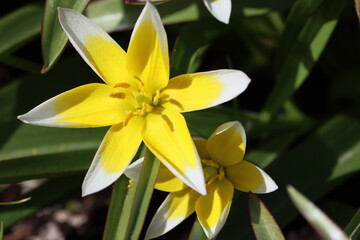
left=126, top=121, right=278, bottom=239
left=203, top=0, right=232, bottom=24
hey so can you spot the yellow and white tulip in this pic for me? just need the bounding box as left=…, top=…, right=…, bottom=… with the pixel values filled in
left=18, top=2, right=250, bottom=197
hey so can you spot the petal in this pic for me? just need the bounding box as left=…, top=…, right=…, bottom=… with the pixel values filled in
left=160, top=70, right=250, bottom=113
left=203, top=0, right=232, bottom=24
left=126, top=2, right=169, bottom=95
left=195, top=178, right=234, bottom=239
left=82, top=117, right=144, bottom=196
left=145, top=189, right=198, bottom=239
left=225, top=161, right=278, bottom=194
left=206, top=121, right=246, bottom=167
left=156, top=163, right=188, bottom=192
left=18, top=83, right=130, bottom=128
left=125, top=158, right=187, bottom=192
left=124, top=157, right=144, bottom=182
left=58, top=8, right=132, bottom=87
left=143, top=108, right=206, bottom=195
left=193, top=137, right=210, bottom=159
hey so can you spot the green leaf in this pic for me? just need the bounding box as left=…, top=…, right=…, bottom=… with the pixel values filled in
left=0, top=175, right=81, bottom=229
left=260, top=0, right=345, bottom=122
left=0, top=221, right=3, bottom=240
left=170, top=20, right=226, bottom=76
left=249, top=193, right=285, bottom=240
left=103, top=148, right=159, bottom=240
left=188, top=219, right=208, bottom=240
left=344, top=209, right=360, bottom=239
left=287, top=185, right=348, bottom=240
left=103, top=175, right=136, bottom=240
left=86, top=0, right=203, bottom=33
left=85, top=0, right=296, bottom=34
left=41, top=0, right=89, bottom=72
left=0, top=122, right=105, bottom=183
left=0, top=4, right=42, bottom=58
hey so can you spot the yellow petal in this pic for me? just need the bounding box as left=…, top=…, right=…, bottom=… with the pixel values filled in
left=18, top=83, right=131, bottom=128
left=156, top=163, right=188, bottom=192
left=82, top=117, right=144, bottom=196
left=126, top=2, right=169, bottom=95
left=125, top=158, right=187, bottom=192
left=225, top=161, right=278, bottom=194
left=193, top=137, right=210, bottom=159
left=206, top=121, right=246, bottom=167
left=145, top=189, right=198, bottom=239
left=143, top=108, right=206, bottom=195
left=160, top=70, right=250, bottom=112
left=58, top=8, right=132, bottom=87
left=195, top=178, right=234, bottom=239
left=203, top=0, right=232, bottom=24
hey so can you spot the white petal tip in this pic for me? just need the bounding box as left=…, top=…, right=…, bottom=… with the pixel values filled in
left=203, top=0, right=231, bottom=24
left=253, top=170, right=278, bottom=194
left=17, top=114, right=26, bottom=122
left=184, top=166, right=207, bottom=196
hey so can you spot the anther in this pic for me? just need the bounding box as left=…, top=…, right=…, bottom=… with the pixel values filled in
left=114, top=82, right=131, bottom=88
left=109, top=92, right=125, bottom=99
left=201, top=159, right=220, bottom=168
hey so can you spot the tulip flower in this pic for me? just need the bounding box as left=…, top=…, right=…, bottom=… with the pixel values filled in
left=18, top=2, right=250, bottom=197
left=203, top=0, right=232, bottom=24
left=126, top=121, right=277, bottom=239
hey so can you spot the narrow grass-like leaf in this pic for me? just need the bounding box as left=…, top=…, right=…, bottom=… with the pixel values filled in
left=188, top=219, right=209, bottom=240
left=86, top=0, right=294, bottom=34
left=0, top=4, right=42, bottom=58
left=103, top=175, right=137, bottom=240
left=0, top=197, right=31, bottom=206
left=0, top=221, right=3, bottom=240
left=249, top=193, right=285, bottom=240
left=103, top=148, right=160, bottom=240
left=125, top=149, right=160, bottom=239
left=260, top=0, right=345, bottom=121
left=41, top=0, right=89, bottom=72
left=170, top=20, right=226, bottom=76
left=287, top=185, right=348, bottom=240
left=0, top=175, right=82, bottom=229
left=344, top=208, right=360, bottom=239
left=0, top=123, right=104, bottom=162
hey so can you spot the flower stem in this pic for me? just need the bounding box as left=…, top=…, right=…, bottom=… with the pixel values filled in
left=103, top=146, right=160, bottom=240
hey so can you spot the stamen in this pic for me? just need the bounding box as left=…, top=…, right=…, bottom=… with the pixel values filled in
left=123, top=111, right=135, bottom=126
left=133, top=75, right=144, bottom=86
left=201, top=159, right=220, bottom=168
left=207, top=175, right=217, bottom=185
left=218, top=168, right=225, bottom=180
left=109, top=92, right=125, bottom=99
left=114, top=82, right=131, bottom=88
left=153, top=89, right=161, bottom=105
left=141, top=102, right=154, bottom=115
left=127, top=179, right=134, bottom=188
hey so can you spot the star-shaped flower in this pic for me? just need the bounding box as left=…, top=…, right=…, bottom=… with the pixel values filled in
left=18, top=2, right=250, bottom=197
left=126, top=121, right=277, bottom=239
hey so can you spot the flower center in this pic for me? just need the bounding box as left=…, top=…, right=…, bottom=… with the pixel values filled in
left=109, top=76, right=160, bottom=126
left=201, top=159, right=225, bottom=185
